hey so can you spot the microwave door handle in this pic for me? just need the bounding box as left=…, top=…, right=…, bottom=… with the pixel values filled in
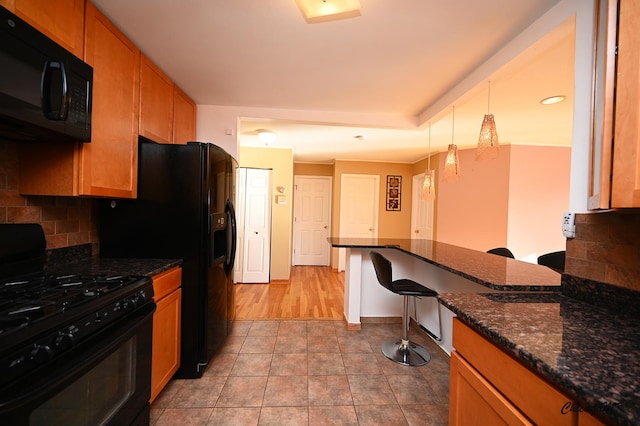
left=41, top=61, right=69, bottom=120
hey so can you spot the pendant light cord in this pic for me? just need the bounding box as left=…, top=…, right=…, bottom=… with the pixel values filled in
left=487, top=80, right=491, bottom=113
left=451, top=105, right=455, bottom=145
left=427, top=123, right=431, bottom=170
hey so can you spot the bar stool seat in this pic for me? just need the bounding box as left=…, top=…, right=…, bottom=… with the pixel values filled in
left=370, top=251, right=439, bottom=367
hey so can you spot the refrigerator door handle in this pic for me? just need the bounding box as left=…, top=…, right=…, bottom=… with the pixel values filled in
left=209, top=213, right=214, bottom=268
left=225, top=199, right=237, bottom=275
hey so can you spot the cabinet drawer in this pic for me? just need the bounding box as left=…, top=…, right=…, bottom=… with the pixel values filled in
left=153, top=267, right=182, bottom=300
left=452, top=319, right=577, bottom=426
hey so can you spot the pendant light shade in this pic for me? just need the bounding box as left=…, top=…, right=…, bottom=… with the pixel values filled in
left=476, top=81, right=499, bottom=160
left=422, top=123, right=436, bottom=200
left=443, top=144, right=460, bottom=182
left=421, top=169, right=436, bottom=200
left=443, top=106, right=460, bottom=182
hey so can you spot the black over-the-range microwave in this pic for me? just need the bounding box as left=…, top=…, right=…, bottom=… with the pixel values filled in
left=0, top=5, right=93, bottom=143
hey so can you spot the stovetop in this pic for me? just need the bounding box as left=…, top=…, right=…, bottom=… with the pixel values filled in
left=0, top=272, right=150, bottom=336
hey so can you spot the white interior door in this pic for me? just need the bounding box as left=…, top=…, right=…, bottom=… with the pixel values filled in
left=240, top=168, right=272, bottom=283
left=293, top=176, right=332, bottom=265
left=411, top=173, right=434, bottom=240
left=233, top=168, right=246, bottom=283
left=338, top=174, right=379, bottom=270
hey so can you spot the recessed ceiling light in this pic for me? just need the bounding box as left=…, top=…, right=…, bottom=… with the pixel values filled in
left=295, top=0, right=361, bottom=23
left=540, top=95, right=566, bottom=105
left=354, top=135, right=367, bottom=140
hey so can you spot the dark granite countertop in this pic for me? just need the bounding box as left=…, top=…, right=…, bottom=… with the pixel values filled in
left=439, top=292, right=640, bottom=425
left=46, top=255, right=182, bottom=278
left=328, top=237, right=561, bottom=291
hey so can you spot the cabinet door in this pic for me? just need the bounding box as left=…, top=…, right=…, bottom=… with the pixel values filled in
left=452, top=319, right=578, bottom=426
left=140, top=55, right=174, bottom=144
left=10, top=0, right=84, bottom=57
left=588, top=0, right=617, bottom=210
left=0, top=1, right=15, bottom=11
left=449, top=352, right=532, bottom=426
left=173, top=86, right=196, bottom=144
left=83, top=1, right=140, bottom=198
left=151, top=287, right=181, bottom=403
left=611, top=0, right=640, bottom=207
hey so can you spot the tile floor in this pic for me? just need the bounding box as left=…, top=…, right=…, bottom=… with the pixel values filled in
left=151, top=319, right=450, bottom=425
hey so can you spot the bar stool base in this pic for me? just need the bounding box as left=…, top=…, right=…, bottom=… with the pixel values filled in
left=381, top=339, right=431, bottom=366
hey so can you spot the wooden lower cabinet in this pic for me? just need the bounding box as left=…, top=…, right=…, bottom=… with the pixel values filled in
left=150, top=267, right=182, bottom=403
left=450, top=351, right=532, bottom=425
left=449, top=319, right=606, bottom=426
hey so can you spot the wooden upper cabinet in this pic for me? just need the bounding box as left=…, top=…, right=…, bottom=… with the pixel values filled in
left=173, top=86, right=196, bottom=144
left=590, top=0, right=640, bottom=209
left=18, top=1, right=140, bottom=198
left=81, top=1, right=140, bottom=197
left=140, top=55, right=175, bottom=144
left=611, top=0, right=640, bottom=208
left=9, top=0, right=85, bottom=58
left=0, top=1, right=15, bottom=12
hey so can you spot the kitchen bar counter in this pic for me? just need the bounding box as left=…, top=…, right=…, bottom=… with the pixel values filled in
left=440, top=292, right=640, bottom=426
left=328, top=237, right=561, bottom=354
left=329, top=237, right=561, bottom=291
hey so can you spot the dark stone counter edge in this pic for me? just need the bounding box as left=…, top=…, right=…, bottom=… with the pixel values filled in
left=330, top=242, right=560, bottom=292
left=438, top=296, right=630, bottom=426
left=45, top=243, right=182, bottom=277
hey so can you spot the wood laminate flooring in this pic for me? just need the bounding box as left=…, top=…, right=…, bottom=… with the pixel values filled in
left=234, top=266, right=345, bottom=320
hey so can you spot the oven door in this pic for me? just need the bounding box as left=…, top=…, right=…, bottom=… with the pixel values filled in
left=0, top=303, right=154, bottom=426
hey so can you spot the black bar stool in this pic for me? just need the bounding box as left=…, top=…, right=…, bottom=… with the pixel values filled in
left=369, top=251, right=439, bottom=366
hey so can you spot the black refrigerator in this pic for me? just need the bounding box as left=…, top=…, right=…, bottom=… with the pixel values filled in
left=99, top=137, right=238, bottom=379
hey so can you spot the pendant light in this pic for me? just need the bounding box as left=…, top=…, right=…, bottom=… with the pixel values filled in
left=476, top=80, right=499, bottom=160
left=421, top=123, right=436, bottom=201
left=443, top=106, right=460, bottom=182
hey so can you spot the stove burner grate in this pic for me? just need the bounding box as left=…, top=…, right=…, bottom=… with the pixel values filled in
left=0, top=273, right=144, bottom=335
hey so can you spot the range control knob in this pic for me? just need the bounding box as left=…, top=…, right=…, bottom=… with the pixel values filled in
left=30, top=345, right=53, bottom=364
left=55, top=333, right=75, bottom=350
left=120, top=300, right=135, bottom=312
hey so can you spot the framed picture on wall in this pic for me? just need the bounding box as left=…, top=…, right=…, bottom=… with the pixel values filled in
left=386, top=175, right=402, bottom=211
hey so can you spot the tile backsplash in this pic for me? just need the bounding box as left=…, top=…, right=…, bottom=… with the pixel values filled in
left=0, top=141, right=99, bottom=252
left=565, top=211, right=640, bottom=292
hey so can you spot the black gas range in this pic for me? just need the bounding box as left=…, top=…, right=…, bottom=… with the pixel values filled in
left=0, top=224, right=155, bottom=426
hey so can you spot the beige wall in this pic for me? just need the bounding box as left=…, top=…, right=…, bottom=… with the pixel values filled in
left=238, top=146, right=293, bottom=281
left=436, top=146, right=511, bottom=252
left=507, top=145, right=571, bottom=261
left=330, top=160, right=414, bottom=267
left=293, top=163, right=334, bottom=176
left=435, top=144, right=571, bottom=261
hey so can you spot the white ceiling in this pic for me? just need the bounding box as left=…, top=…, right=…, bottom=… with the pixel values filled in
left=91, top=0, right=574, bottom=163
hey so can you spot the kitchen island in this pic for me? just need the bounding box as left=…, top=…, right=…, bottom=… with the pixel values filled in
left=329, top=237, right=561, bottom=353
left=329, top=237, right=639, bottom=425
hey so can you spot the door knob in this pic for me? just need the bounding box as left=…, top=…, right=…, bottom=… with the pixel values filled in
left=369, top=228, right=373, bottom=231
left=254, top=231, right=258, bottom=234
left=414, top=230, right=419, bottom=233
left=324, top=225, right=327, bottom=229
